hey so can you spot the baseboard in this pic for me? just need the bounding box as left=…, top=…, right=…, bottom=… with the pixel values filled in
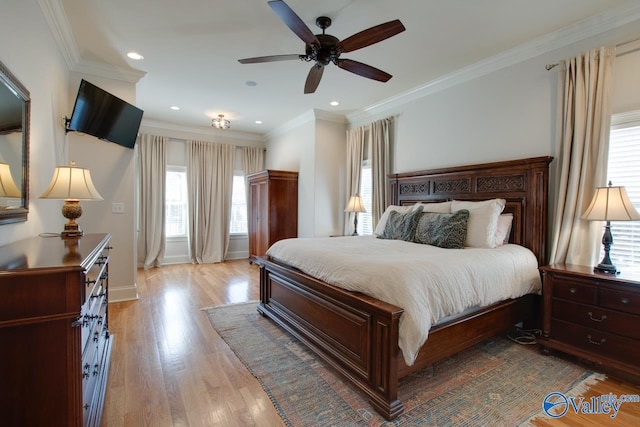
left=160, top=255, right=191, bottom=265
left=225, top=250, right=249, bottom=260
left=108, top=284, right=139, bottom=302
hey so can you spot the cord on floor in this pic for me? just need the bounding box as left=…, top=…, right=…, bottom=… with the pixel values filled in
left=507, top=326, right=542, bottom=345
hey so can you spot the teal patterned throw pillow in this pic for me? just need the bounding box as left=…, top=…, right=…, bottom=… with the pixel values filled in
left=414, top=210, right=470, bottom=249
left=378, top=205, right=424, bottom=241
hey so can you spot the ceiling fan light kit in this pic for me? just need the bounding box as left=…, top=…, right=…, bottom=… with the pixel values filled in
left=238, top=0, right=405, bottom=94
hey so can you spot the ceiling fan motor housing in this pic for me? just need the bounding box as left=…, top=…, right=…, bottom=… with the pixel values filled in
left=306, top=34, right=340, bottom=65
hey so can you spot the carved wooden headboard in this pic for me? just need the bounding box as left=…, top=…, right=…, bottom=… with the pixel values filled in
left=389, top=156, right=553, bottom=265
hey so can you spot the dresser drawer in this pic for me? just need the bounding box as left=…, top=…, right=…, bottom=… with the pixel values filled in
left=551, top=319, right=640, bottom=367
left=600, top=287, right=640, bottom=315
left=552, top=299, right=640, bottom=340
left=551, top=276, right=597, bottom=304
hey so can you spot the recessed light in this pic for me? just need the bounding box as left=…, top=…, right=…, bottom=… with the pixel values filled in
left=127, top=51, right=144, bottom=60
left=255, top=120, right=263, bottom=125
left=330, top=101, right=340, bottom=106
left=245, top=81, right=257, bottom=87
left=170, top=106, right=180, bottom=111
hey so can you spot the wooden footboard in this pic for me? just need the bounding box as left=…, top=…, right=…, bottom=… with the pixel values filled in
left=257, top=256, right=405, bottom=419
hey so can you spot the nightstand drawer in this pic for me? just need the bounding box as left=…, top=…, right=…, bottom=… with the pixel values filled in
left=552, top=299, right=640, bottom=340
left=600, top=287, right=640, bottom=315
left=552, top=277, right=597, bottom=304
left=552, top=319, right=640, bottom=367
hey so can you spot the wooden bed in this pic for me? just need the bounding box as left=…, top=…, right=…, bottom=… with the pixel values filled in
left=256, top=156, right=553, bottom=420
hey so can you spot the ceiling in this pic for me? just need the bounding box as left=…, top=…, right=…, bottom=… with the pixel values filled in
left=53, top=0, right=638, bottom=135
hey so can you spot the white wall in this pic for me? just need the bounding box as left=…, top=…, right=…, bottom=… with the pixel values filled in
left=313, top=117, right=347, bottom=236
left=265, top=110, right=347, bottom=237
left=265, top=113, right=315, bottom=237
left=0, top=1, right=70, bottom=246
left=612, top=44, right=640, bottom=114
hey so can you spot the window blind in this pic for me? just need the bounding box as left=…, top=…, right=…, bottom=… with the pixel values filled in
left=606, top=111, right=640, bottom=268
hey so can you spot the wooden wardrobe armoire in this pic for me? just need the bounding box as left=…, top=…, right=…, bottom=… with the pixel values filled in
left=247, top=170, right=298, bottom=261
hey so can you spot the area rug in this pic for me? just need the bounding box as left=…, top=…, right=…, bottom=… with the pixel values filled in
left=205, top=302, right=604, bottom=426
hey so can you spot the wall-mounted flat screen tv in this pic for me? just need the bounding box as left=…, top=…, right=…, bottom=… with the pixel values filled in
left=66, top=79, right=143, bottom=149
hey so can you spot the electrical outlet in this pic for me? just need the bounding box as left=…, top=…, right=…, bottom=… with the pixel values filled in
left=112, top=202, right=125, bottom=214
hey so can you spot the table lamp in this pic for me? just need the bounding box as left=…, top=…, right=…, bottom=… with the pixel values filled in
left=40, top=161, right=103, bottom=238
left=582, top=181, right=640, bottom=274
left=344, top=194, right=366, bottom=236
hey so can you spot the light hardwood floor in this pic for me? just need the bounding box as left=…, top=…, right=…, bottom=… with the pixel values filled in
left=101, top=261, right=640, bottom=426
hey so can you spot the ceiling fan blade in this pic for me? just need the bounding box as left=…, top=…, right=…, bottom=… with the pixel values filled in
left=304, top=64, right=324, bottom=94
left=338, top=20, right=406, bottom=53
left=336, top=59, right=392, bottom=82
left=238, top=54, right=303, bottom=64
left=268, top=0, right=320, bottom=47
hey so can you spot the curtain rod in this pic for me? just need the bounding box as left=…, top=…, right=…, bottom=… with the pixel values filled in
left=545, top=37, right=640, bottom=70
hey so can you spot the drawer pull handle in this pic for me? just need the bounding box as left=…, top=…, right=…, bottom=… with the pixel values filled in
left=587, top=312, right=607, bottom=322
left=621, top=297, right=629, bottom=304
left=586, top=334, right=606, bottom=346
left=570, top=288, right=577, bottom=294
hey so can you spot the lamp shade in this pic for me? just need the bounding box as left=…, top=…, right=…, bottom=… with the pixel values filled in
left=344, top=195, right=366, bottom=213
left=582, top=184, right=640, bottom=221
left=0, top=162, right=21, bottom=198
left=40, top=162, right=103, bottom=201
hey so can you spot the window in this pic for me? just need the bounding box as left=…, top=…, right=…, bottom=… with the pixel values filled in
left=606, top=111, right=640, bottom=268
left=165, top=166, right=188, bottom=237
left=230, top=173, right=248, bottom=235
left=357, top=161, right=373, bottom=235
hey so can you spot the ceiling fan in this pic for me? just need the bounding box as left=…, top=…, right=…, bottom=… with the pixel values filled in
left=238, top=0, right=406, bottom=94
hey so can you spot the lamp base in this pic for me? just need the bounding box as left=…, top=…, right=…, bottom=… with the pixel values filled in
left=61, top=220, right=83, bottom=238
left=61, top=199, right=84, bottom=239
left=594, top=263, right=618, bottom=275
left=595, top=222, right=618, bottom=274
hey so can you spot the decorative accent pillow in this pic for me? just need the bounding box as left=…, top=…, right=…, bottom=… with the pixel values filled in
left=451, top=199, right=506, bottom=248
left=413, top=201, right=452, bottom=214
left=378, top=205, right=424, bottom=241
left=374, top=204, right=422, bottom=236
left=494, top=213, right=514, bottom=246
left=414, top=210, right=469, bottom=249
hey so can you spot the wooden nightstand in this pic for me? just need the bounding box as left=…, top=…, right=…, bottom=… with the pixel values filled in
left=539, top=263, right=640, bottom=381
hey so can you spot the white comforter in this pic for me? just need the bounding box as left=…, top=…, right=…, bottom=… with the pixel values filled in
left=266, top=236, right=541, bottom=366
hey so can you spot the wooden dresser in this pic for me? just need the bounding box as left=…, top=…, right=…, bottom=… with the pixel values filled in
left=539, top=263, right=640, bottom=380
left=0, top=233, right=113, bottom=427
left=247, top=170, right=298, bottom=261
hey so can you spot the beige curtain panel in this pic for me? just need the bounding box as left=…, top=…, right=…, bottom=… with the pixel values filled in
left=370, top=117, right=391, bottom=228
left=187, top=140, right=235, bottom=264
left=137, top=133, right=167, bottom=269
left=549, top=46, right=615, bottom=266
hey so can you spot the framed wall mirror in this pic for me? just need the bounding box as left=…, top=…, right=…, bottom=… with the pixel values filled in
left=0, top=60, right=29, bottom=224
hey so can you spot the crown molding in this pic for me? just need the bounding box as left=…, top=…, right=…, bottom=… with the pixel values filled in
left=37, top=0, right=79, bottom=69
left=39, top=0, right=146, bottom=84
left=267, top=109, right=347, bottom=139
left=73, top=59, right=147, bottom=84
left=313, top=109, right=348, bottom=125
left=348, top=2, right=640, bottom=127
left=140, top=118, right=266, bottom=143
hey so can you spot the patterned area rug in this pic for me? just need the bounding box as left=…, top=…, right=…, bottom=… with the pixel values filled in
left=205, top=302, right=603, bottom=426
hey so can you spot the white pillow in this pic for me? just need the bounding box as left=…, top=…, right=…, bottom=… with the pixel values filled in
left=494, top=213, right=513, bottom=246
left=414, top=201, right=452, bottom=214
left=451, top=199, right=506, bottom=248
